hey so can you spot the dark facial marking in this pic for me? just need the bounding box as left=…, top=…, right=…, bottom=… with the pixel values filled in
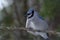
left=28, top=10, right=34, bottom=18
left=27, top=13, right=31, bottom=15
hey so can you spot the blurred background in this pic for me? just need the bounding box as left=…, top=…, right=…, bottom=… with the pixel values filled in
left=0, top=0, right=60, bottom=40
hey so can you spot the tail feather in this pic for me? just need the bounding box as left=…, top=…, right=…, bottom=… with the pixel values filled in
left=36, top=32, right=50, bottom=40
left=42, top=33, right=50, bottom=40
left=39, top=32, right=48, bottom=39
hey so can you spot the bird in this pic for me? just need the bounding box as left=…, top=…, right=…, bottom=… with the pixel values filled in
left=25, top=8, right=50, bottom=40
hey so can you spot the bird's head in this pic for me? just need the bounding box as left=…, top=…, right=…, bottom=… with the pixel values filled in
left=25, top=8, right=35, bottom=19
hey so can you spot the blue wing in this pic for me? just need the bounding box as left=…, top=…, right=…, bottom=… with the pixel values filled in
left=37, top=13, right=44, bottom=20
left=39, top=16, right=44, bottom=20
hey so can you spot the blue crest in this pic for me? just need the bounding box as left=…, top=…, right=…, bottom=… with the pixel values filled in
left=27, top=8, right=34, bottom=14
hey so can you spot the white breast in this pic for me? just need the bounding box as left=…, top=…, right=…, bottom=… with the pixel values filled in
left=31, top=16, right=48, bottom=30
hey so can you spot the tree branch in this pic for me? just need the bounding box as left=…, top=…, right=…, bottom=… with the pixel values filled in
left=0, top=27, right=60, bottom=36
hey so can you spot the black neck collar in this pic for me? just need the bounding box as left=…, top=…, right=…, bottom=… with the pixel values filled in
left=28, top=10, right=34, bottom=19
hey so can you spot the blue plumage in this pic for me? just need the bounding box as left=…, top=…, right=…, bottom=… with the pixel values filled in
left=25, top=8, right=50, bottom=40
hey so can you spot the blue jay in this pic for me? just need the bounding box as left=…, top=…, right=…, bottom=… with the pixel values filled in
left=25, top=8, right=50, bottom=40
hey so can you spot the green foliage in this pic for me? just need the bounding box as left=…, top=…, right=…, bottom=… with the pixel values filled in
left=56, top=24, right=60, bottom=32
left=3, top=14, right=14, bottom=26
left=40, top=0, right=60, bottom=19
left=0, top=5, right=14, bottom=26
